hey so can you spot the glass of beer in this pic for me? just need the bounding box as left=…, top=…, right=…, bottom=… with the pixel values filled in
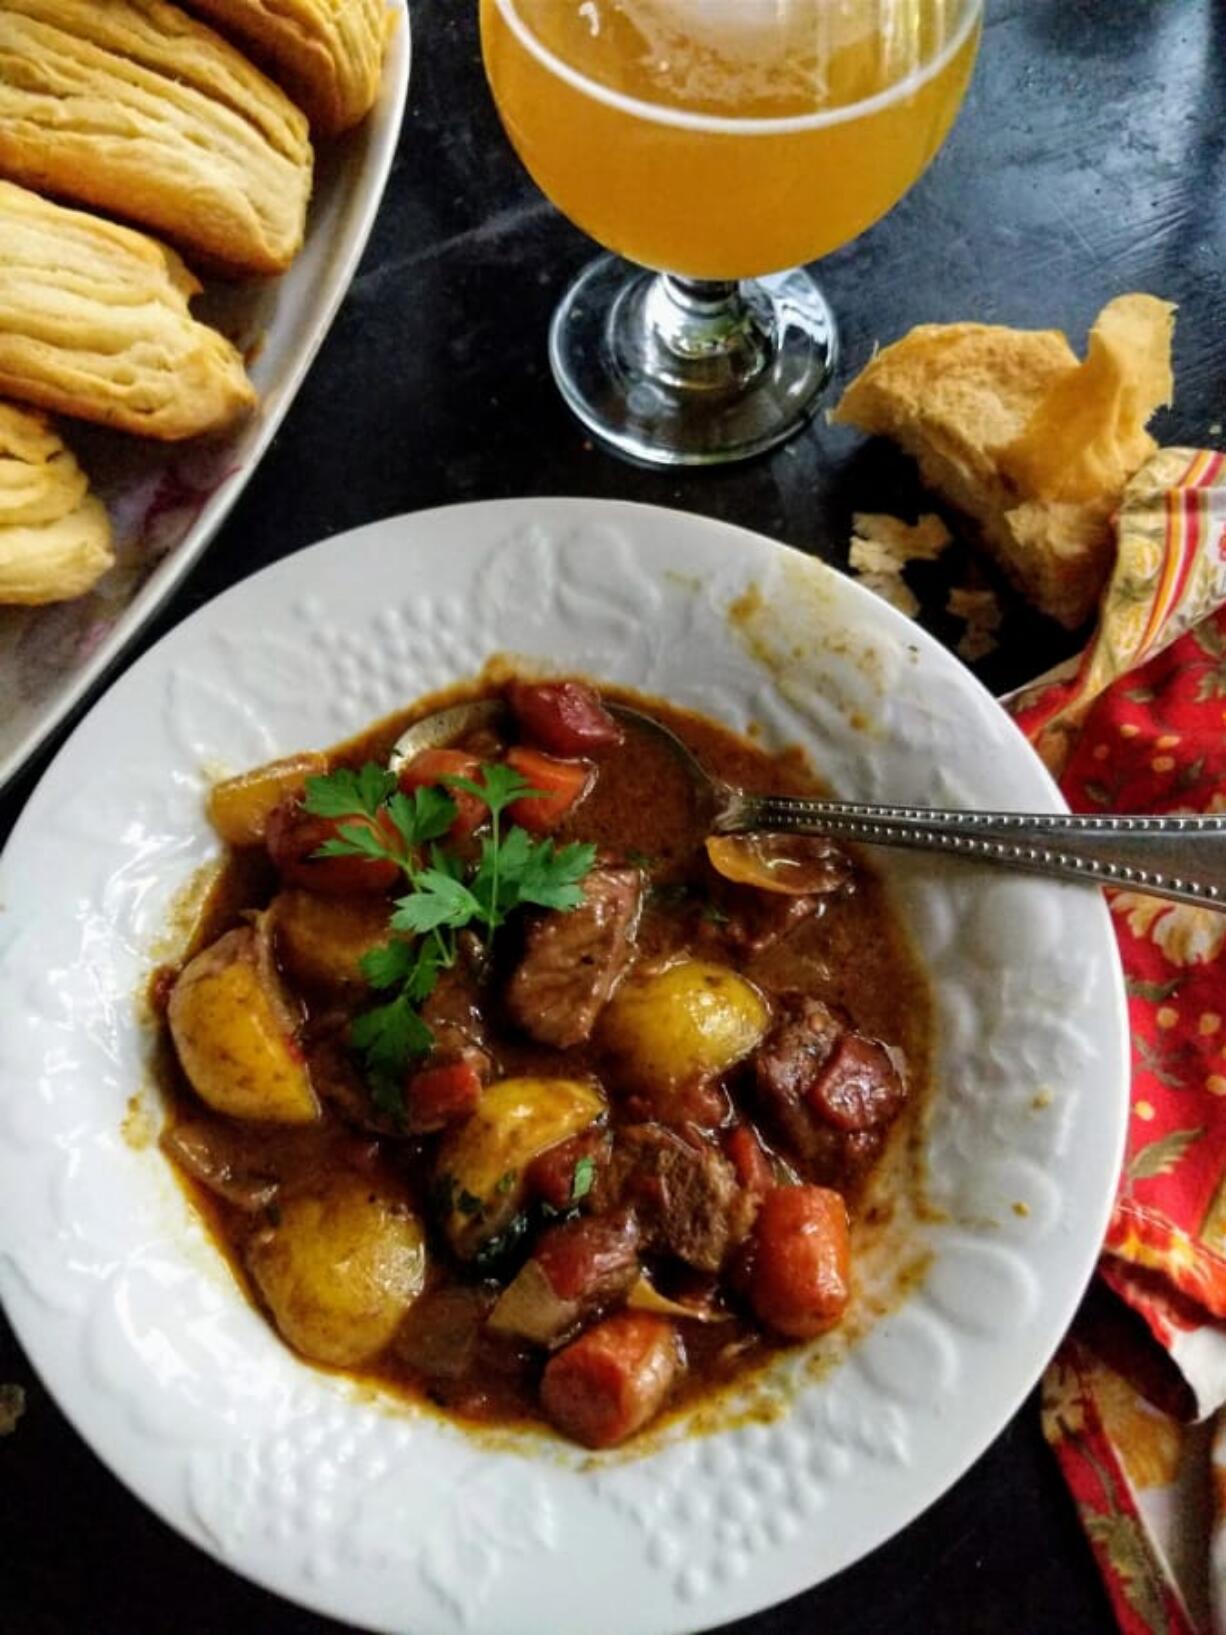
left=480, top=0, right=983, bottom=466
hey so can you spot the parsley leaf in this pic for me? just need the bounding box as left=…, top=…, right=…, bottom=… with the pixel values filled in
left=304, top=765, right=397, bottom=820
left=515, top=839, right=597, bottom=911
left=392, top=871, right=484, bottom=935
left=571, top=1155, right=595, bottom=1202
left=360, top=939, right=418, bottom=991
left=306, top=756, right=597, bottom=1112
left=316, top=819, right=392, bottom=861
left=350, top=995, right=434, bottom=1077
left=387, top=786, right=456, bottom=850
left=369, top=1070, right=407, bottom=1122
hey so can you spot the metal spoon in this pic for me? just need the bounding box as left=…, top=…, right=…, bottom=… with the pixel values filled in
left=390, top=699, right=1226, bottom=911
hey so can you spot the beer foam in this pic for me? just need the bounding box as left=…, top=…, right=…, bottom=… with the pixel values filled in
left=602, top=0, right=939, bottom=110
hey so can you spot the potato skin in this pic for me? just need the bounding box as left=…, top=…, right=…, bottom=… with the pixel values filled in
left=268, top=889, right=390, bottom=996
left=246, top=1174, right=427, bottom=1367
left=599, top=959, right=769, bottom=1091
left=168, top=921, right=318, bottom=1124
left=207, top=752, right=327, bottom=846
left=435, top=1077, right=605, bottom=1258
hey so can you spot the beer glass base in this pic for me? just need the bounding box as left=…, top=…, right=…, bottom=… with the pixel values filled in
left=549, top=255, right=837, bottom=467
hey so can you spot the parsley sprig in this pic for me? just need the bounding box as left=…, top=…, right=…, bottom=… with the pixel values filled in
left=302, top=760, right=595, bottom=1113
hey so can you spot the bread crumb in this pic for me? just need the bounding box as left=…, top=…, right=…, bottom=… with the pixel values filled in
left=0, top=1383, right=25, bottom=1436
left=852, top=512, right=952, bottom=566
left=847, top=513, right=950, bottom=619
left=856, top=571, right=919, bottom=619
left=948, top=586, right=1003, bottom=661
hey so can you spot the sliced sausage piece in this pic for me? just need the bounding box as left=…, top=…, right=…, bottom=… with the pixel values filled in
left=749, top=1185, right=851, bottom=1340
left=506, top=865, right=643, bottom=1049
left=265, top=798, right=400, bottom=895
left=489, top=1214, right=640, bottom=1347
left=508, top=679, right=624, bottom=757
left=541, top=1311, right=682, bottom=1448
left=608, top=1124, right=756, bottom=1272
left=406, top=1058, right=484, bottom=1133
left=810, top=1034, right=906, bottom=1133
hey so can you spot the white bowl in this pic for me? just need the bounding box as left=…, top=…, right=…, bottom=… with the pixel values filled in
left=0, top=498, right=1127, bottom=1634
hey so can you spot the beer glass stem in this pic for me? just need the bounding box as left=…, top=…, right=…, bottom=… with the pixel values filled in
left=549, top=255, right=837, bottom=468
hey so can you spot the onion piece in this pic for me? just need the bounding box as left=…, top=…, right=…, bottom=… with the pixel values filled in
left=626, top=1274, right=730, bottom=1324
left=706, top=833, right=853, bottom=897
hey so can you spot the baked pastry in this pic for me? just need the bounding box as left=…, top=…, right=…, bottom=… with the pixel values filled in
left=0, top=0, right=313, bottom=275
left=834, top=295, right=1176, bottom=629
left=0, top=180, right=256, bottom=441
left=185, top=0, right=394, bottom=135
left=0, top=401, right=113, bottom=604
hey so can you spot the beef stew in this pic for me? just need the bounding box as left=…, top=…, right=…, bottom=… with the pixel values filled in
left=154, top=677, right=931, bottom=1448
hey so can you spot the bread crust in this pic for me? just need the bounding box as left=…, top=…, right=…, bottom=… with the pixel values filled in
left=0, top=0, right=313, bottom=275
left=186, top=0, right=394, bottom=134
left=0, top=180, right=256, bottom=442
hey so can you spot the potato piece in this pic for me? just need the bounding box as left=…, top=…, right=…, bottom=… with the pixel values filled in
left=435, top=1078, right=605, bottom=1259
left=268, top=889, right=390, bottom=995
left=599, top=959, right=769, bottom=1092
left=168, top=919, right=318, bottom=1124
left=247, top=1173, right=427, bottom=1367
left=207, top=752, right=328, bottom=846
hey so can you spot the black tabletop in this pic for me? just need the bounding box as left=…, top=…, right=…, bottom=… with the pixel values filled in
left=3, top=2, right=1223, bottom=1630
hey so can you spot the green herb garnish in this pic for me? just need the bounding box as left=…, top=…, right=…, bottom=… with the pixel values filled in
left=304, top=759, right=596, bottom=1112
left=571, top=1155, right=596, bottom=1202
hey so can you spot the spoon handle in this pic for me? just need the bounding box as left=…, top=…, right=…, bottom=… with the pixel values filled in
left=723, top=797, right=1226, bottom=910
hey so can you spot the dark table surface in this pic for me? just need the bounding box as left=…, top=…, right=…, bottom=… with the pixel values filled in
left=3, top=1, right=1223, bottom=1631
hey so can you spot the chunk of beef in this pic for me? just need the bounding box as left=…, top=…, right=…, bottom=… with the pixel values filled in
left=608, top=1124, right=756, bottom=1272
left=506, top=865, right=643, bottom=1049
left=306, top=1032, right=403, bottom=1137
left=706, top=886, right=822, bottom=958
left=422, top=967, right=493, bottom=1084
left=754, top=996, right=907, bottom=1188
left=161, top=1121, right=280, bottom=1212
left=395, top=1286, right=493, bottom=1381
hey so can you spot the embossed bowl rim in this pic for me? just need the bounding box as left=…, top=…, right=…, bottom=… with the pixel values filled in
left=0, top=498, right=1128, bottom=1634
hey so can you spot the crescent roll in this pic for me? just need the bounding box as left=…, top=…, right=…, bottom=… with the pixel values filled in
left=0, top=401, right=113, bottom=604
left=0, top=180, right=256, bottom=441
left=0, top=0, right=314, bottom=275
left=185, top=0, right=395, bottom=135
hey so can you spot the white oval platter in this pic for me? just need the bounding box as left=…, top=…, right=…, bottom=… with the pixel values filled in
left=0, top=5, right=411, bottom=790
left=0, top=497, right=1128, bottom=1634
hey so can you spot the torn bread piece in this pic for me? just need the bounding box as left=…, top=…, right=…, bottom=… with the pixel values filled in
left=835, top=296, right=1176, bottom=629
left=0, top=180, right=256, bottom=440
left=0, top=400, right=113, bottom=603
left=186, top=0, right=395, bottom=135
left=0, top=0, right=313, bottom=275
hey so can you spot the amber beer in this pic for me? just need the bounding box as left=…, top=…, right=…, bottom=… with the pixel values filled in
left=480, top=0, right=982, bottom=281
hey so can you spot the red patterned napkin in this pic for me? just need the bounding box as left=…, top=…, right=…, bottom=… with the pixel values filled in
left=1007, top=449, right=1226, bottom=1635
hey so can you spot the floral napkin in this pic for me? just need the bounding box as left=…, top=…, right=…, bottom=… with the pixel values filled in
left=1005, top=448, right=1226, bottom=1634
